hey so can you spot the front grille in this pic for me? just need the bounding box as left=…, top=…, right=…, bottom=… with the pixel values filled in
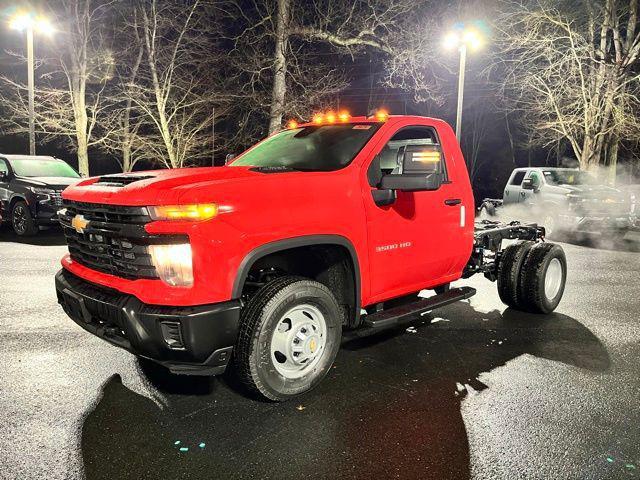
left=49, top=191, right=64, bottom=206
left=574, top=199, right=631, bottom=218
left=59, top=201, right=162, bottom=279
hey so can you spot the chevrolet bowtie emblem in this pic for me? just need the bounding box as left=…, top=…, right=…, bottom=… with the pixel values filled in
left=71, top=214, right=89, bottom=234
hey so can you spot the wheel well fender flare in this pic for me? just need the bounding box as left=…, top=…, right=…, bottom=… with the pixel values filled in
left=8, top=195, right=29, bottom=212
left=232, top=234, right=361, bottom=311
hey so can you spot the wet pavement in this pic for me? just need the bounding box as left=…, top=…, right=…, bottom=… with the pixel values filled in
left=1, top=227, right=639, bottom=479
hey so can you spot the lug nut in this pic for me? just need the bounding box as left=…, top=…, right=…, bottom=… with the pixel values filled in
left=301, top=328, right=307, bottom=334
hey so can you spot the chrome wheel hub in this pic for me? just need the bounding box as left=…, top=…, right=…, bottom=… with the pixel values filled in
left=270, top=304, right=327, bottom=379
left=544, top=258, right=563, bottom=300
left=13, top=206, right=27, bottom=234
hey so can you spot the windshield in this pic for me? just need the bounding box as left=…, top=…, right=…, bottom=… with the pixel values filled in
left=543, top=170, right=598, bottom=186
left=9, top=157, right=79, bottom=178
left=231, top=124, right=380, bottom=171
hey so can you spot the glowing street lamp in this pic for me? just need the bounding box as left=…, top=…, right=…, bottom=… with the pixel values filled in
left=444, top=26, right=483, bottom=142
left=9, top=12, right=55, bottom=155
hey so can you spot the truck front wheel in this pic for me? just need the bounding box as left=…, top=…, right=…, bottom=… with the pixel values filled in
left=12, top=201, right=38, bottom=236
left=235, top=276, right=342, bottom=401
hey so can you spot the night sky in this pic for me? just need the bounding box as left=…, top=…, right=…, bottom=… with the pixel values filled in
left=0, top=0, right=624, bottom=198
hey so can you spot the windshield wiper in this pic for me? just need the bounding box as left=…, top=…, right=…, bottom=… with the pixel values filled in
left=250, top=166, right=309, bottom=173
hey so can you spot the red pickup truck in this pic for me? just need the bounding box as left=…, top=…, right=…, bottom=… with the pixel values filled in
left=55, top=114, right=567, bottom=400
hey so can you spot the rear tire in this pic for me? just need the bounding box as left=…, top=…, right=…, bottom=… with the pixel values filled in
left=235, top=276, right=342, bottom=401
left=497, top=241, right=535, bottom=309
left=518, top=242, right=567, bottom=314
left=12, top=200, right=38, bottom=236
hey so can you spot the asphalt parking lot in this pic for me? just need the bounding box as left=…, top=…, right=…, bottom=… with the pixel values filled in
left=1, top=228, right=639, bottom=480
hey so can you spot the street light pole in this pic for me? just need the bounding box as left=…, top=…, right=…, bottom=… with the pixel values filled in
left=26, top=25, right=35, bottom=155
left=444, top=25, right=483, bottom=144
left=9, top=13, right=54, bottom=156
left=455, top=43, right=467, bottom=143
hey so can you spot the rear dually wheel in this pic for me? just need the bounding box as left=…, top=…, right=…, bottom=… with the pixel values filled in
left=518, top=242, right=567, bottom=314
left=497, top=241, right=535, bottom=309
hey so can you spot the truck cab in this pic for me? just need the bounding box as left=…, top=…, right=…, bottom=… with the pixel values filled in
left=55, top=114, right=566, bottom=400
left=503, top=167, right=547, bottom=205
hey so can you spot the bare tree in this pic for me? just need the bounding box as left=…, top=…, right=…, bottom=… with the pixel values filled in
left=101, top=8, right=146, bottom=173
left=118, top=0, right=232, bottom=169
left=0, top=0, right=115, bottom=175
left=226, top=0, right=415, bottom=136
left=495, top=0, right=640, bottom=173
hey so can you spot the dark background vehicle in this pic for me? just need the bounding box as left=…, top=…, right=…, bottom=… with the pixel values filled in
left=0, top=155, right=80, bottom=236
left=481, top=167, right=638, bottom=237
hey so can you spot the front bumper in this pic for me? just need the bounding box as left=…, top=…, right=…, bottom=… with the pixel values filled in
left=55, top=269, right=241, bottom=375
left=33, top=200, right=62, bottom=226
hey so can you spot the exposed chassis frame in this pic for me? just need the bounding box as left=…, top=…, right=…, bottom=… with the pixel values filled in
left=464, top=220, right=546, bottom=281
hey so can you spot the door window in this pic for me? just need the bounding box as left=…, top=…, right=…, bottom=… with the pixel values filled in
left=368, top=126, right=445, bottom=186
left=511, top=171, right=526, bottom=185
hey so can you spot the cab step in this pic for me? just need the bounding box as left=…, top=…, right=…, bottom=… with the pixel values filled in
left=344, top=286, right=476, bottom=341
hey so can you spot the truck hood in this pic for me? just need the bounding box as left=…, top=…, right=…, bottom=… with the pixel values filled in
left=62, top=166, right=316, bottom=205
left=16, top=176, right=81, bottom=190
left=556, top=183, right=629, bottom=201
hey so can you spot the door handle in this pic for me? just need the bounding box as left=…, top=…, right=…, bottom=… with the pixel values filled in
left=444, top=198, right=462, bottom=206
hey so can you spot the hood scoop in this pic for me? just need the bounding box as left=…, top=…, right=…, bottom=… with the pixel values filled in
left=94, top=175, right=155, bottom=187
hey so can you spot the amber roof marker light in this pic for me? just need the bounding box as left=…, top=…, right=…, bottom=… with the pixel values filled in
left=375, top=109, right=389, bottom=122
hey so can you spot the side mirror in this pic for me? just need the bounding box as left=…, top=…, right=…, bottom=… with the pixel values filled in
left=381, top=172, right=443, bottom=192
left=225, top=154, right=236, bottom=165
left=0, top=171, right=7, bottom=181
left=379, top=144, right=444, bottom=192
left=522, top=178, right=539, bottom=191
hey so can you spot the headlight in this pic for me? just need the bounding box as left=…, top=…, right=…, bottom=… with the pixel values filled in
left=29, top=186, right=55, bottom=198
left=149, top=204, right=218, bottom=221
left=148, top=243, right=193, bottom=287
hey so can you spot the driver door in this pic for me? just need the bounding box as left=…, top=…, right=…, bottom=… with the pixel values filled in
left=521, top=170, right=542, bottom=205
left=363, top=125, right=461, bottom=302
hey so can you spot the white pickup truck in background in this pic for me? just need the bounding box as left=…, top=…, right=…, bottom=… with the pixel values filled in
left=480, top=167, right=638, bottom=238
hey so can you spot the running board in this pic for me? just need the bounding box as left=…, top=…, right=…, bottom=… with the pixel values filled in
left=343, top=286, right=476, bottom=341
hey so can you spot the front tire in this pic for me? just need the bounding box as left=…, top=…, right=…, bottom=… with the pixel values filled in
left=235, top=276, right=342, bottom=401
left=542, top=212, right=559, bottom=238
left=12, top=201, right=38, bottom=236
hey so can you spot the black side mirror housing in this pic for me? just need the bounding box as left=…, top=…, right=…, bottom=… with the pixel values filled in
left=380, top=172, right=443, bottom=192
left=378, top=143, right=444, bottom=192
left=0, top=171, right=8, bottom=181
